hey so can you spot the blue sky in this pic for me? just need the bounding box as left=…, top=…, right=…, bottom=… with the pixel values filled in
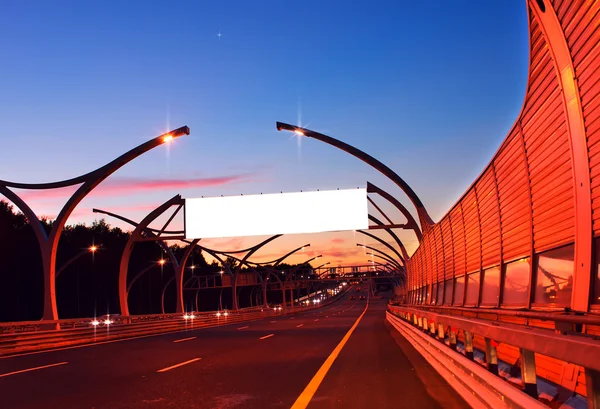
left=0, top=1, right=530, bottom=266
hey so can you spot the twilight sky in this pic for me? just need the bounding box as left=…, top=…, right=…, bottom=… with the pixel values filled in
left=0, top=1, right=529, bottom=268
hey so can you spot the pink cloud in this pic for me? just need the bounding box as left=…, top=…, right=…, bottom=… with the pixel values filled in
left=16, top=175, right=250, bottom=201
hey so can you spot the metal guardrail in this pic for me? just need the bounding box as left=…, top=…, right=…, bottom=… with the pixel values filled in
left=386, top=312, right=546, bottom=409
left=388, top=304, right=600, bottom=408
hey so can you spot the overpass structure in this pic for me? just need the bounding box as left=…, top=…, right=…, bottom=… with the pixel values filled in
left=1, top=1, right=600, bottom=408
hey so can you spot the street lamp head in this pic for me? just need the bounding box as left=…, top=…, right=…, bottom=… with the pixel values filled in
left=276, top=122, right=309, bottom=137
left=159, top=259, right=166, bottom=265
left=160, top=126, right=190, bottom=144
left=219, top=270, right=224, bottom=274
left=90, top=245, right=98, bottom=253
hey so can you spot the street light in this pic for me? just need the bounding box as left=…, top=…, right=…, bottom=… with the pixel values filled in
left=90, top=245, right=98, bottom=253
left=159, top=259, right=166, bottom=266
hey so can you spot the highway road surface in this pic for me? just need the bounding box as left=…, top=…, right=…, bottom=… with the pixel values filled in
left=0, top=287, right=467, bottom=408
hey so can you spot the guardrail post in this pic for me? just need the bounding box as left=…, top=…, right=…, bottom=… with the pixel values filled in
left=519, top=348, right=538, bottom=398
left=437, top=323, right=445, bottom=341
left=464, top=331, right=474, bottom=360
left=485, top=338, right=499, bottom=375
left=418, top=316, right=423, bottom=329
left=449, top=327, right=457, bottom=351
left=422, top=317, right=428, bottom=332
left=586, top=368, right=600, bottom=409
left=429, top=321, right=436, bottom=337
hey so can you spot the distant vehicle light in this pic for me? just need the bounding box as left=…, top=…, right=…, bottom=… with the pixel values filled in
left=224, top=311, right=229, bottom=316
left=104, top=319, right=112, bottom=325
left=216, top=312, right=222, bottom=317
left=183, top=314, right=190, bottom=320
left=91, top=319, right=100, bottom=326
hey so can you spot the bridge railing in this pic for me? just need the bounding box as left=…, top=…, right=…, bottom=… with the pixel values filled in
left=387, top=304, right=600, bottom=408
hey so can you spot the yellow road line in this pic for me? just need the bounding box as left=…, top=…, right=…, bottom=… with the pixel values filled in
left=0, top=361, right=68, bottom=378
left=259, top=334, right=275, bottom=340
left=157, top=357, right=201, bottom=373
left=173, top=336, right=196, bottom=343
left=291, top=297, right=369, bottom=409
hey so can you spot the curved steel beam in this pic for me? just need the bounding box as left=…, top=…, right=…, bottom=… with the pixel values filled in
left=127, top=262, right=160, bottom=294
left=367, top=181, right=422, bottom=242
left=119, top=195, right=183, bottom=316
left=0, top=127, right=189, bottom=321
left=357, top=244, right=402, bottom=270
left=357, top=230, right=403, bottom=264
left=0, top=127, right=189, bottom=189
left=92, top=208, right=183, bottom=235
left=276, top=122, right=433, bottom=229
left=161, top=276, right=176, bottom=314
left=368, top=214, right=407, bottom=262
left=367, top=252, right=402, bottom=270
left=56, top=247, right=97, bottom=278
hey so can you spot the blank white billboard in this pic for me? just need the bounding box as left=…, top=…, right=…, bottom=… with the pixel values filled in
left=185, top=188, right=368, bottom=239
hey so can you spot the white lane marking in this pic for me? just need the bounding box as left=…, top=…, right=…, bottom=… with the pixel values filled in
left=173, top=336, right=196, bottom=343
left=237, top=326, right=249, bottom=330
left=0, top=361, right=69, bottom=378
left=157, top=357, right=201, bottom=373
left=314, top=319, right=319, bottom=322
left=259, top=334, right=275, bottom=340
left=290, top=317, right=295, bottom=320
left=296, top=324, right=304, bottom=328
left=270, top=321, right=277, bottom=323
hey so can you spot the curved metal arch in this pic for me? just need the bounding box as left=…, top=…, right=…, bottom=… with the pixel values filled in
left=127, top=263, right=160, bottom=294
left=367, top=252, right=401, bottom=270
left=161, top=276, right=176, bottom=315
left=276, top=122, right=433, bottom=229
left=99, top=204, right=196, bottom=314
left=119, top=195, right=183, bottom=316
left=368, top=214, right=407, bottom=262
left=357, top=244, right=402, bottom=270
left=367, top=181, right=422, bottom=242
left=357, top=230, right=403, bottom=264
left=92, top=208, right=183, bottom=235
left=56, top=247, right=96, bottom=278
left=0, top=127, right=189, bottom=321
left=0, top=127, right=189, bottom=189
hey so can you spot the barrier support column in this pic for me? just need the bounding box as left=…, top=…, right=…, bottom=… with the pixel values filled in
left=519, top=348, right=538, bottom=398
left=437, top=323, right=445, bottom=341
left=464, top=331, right=474, bottom=361
left=485, top=338, right=499, bottom=375
left=586, top=368, right=600, bottom=409
left=449, top=327, right=457, bottom=351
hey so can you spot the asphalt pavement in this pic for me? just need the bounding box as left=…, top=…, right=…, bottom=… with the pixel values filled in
left=0, top=287, right=467, bottom=409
